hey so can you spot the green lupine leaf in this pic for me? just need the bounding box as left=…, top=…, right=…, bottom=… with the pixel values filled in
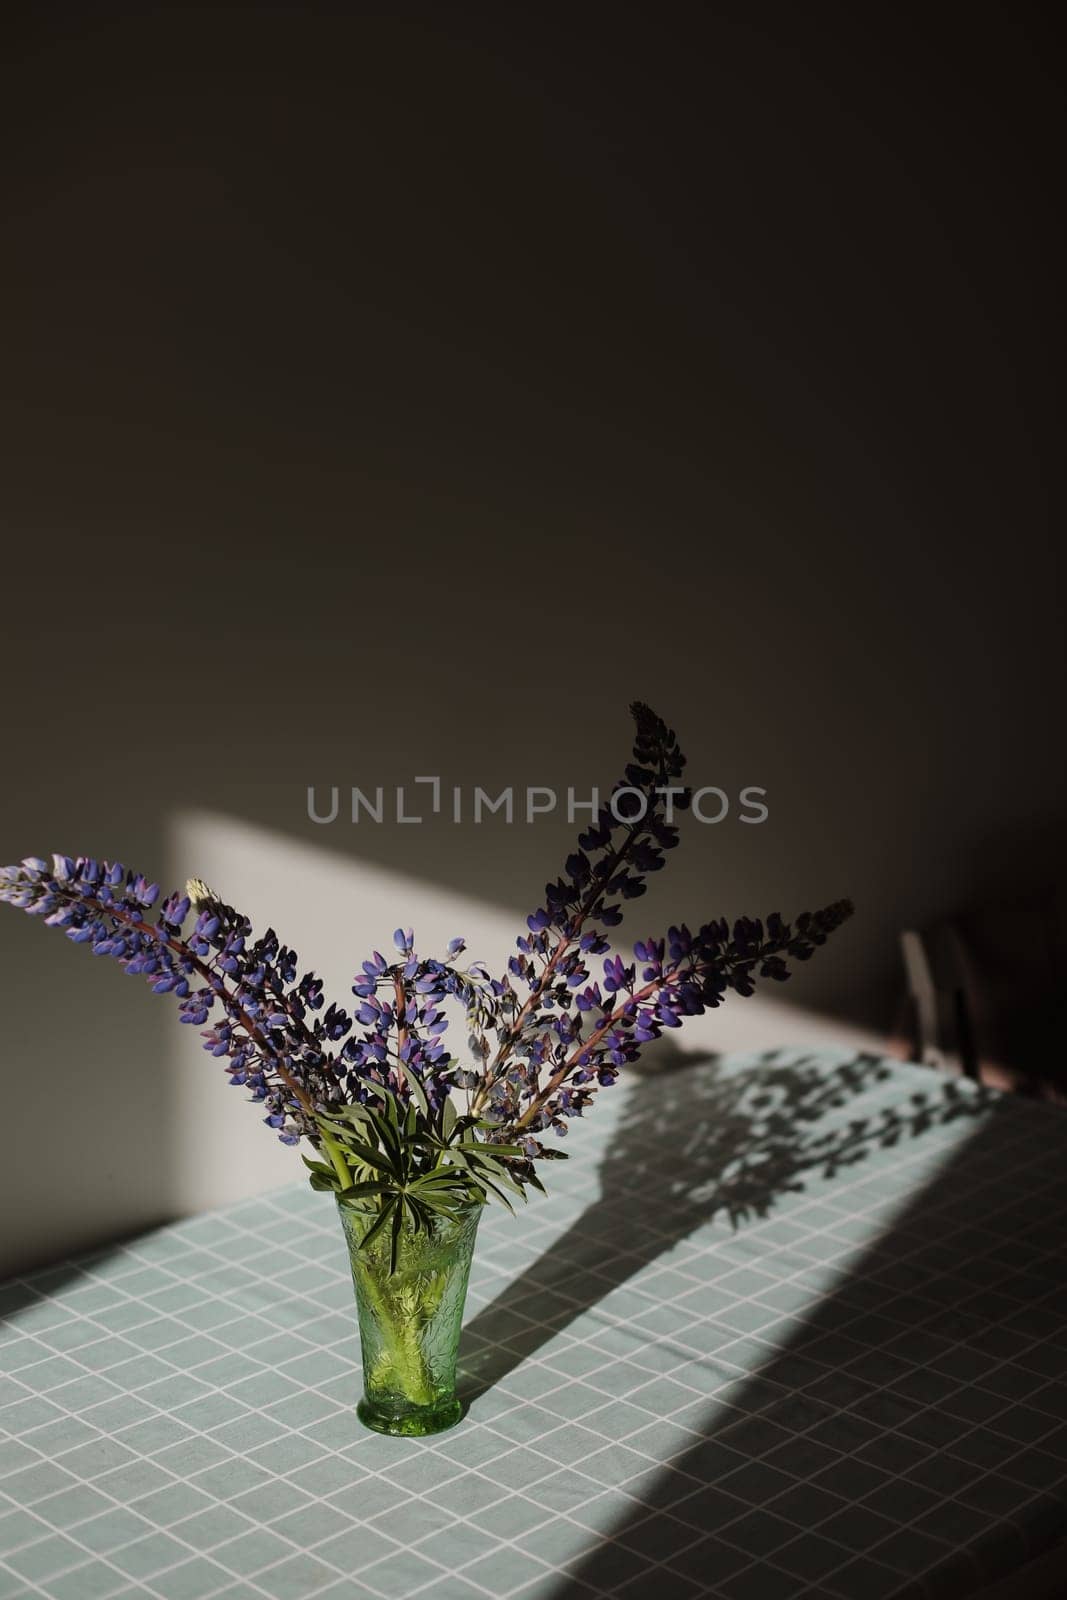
left=345, top=1087, right=402, bottom=1158
left=314, top=1114, right=348, bottom=1137
left=371, top=1118, right=402, bottom=1163
left=301, top=1157, right=337, bottom=1179
left=462, top=1147, right=521, bottom=1176
left=389, top=1196, right=405, bottom=1273
left=330, top=1104, right=377, bottom=1128
left=403, top=1071, right=431, bottom=1119
left=449, top=1141, right=490, bottom=1160
left=475, top=1174, right=517, bottom=1213
left=359, top=1196, right=397, bottom=1254
left=334, top=1138, right=398, bottom=1176
left=316, top=1113, right=381, bottom=1149
left=457, top=1153, right=499, bottom=1179
left=424, top=1195, right=475, bottom=1215
left=412, top=1194, right=475, bottom=1214
left=410, top=1165, right=470, bottom=1186
left=471, top=1143, right=525, bottom=1161
left=409, top=1163, right=482, bottom=1197
left=338, top=1180, right=396, bottom=1199
left=409, top=1187, right=469, bottom=1207
left=320, top=1109, right=391, bottom=1156
left=472, top=1163, right=526, bottom=1199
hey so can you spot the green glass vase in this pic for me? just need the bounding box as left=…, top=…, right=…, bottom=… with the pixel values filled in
left=337, top=1196, right=481, bottom=1436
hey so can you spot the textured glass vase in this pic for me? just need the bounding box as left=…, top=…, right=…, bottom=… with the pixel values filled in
left=337, top=1197, right=481, bottom=1436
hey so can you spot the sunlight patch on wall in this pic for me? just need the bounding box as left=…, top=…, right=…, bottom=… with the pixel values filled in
left=166, top=809, right=886, bottom=1213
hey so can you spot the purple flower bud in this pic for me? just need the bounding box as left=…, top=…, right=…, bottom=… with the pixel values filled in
left=0, top=713, right=852, bottom=1203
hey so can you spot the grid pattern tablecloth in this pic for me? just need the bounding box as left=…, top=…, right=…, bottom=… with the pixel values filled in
left=2, top=1048, right=1067, bottom=1600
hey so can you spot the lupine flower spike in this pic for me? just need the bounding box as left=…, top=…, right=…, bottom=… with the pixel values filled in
left=1, top=706, right=853, bottom=1265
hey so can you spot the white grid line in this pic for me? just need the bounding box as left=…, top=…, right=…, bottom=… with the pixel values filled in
left=2, top=1050, right=1066, bottom=1600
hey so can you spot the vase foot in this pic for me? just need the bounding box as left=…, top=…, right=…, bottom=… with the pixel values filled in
left=357, top=1394, right=463, bottom=1437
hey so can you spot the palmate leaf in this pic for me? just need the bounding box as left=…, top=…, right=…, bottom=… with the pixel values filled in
left=409, top=1171, right=470, bottom=1196
left=327, top=1135, right=398, bottom=1177
left=338, top=1083, right=406, bottom=1163
left=0, top=717, right=854, bottom=1279
left=338, top=1180, right=396, bottom=1201
left=312, top=1089, right=546, bottom=1265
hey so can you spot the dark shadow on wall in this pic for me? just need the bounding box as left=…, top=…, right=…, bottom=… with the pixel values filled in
left=0, top=805, right=176, bottom=1277
left=496, top=1060, right=1067, bottom=1599
left=2, top=0, right=1065, bottom=1263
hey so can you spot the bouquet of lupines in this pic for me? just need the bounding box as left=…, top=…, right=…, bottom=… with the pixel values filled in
left=1, top=705, right=852, bottom=1270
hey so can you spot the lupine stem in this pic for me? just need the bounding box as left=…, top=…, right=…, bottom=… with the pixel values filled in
left=319, top=1130, right=354, bottom=1190
left=509, top=972, right=667, bottom=1131
left=394, top=973, right=409, bottom=1096
left=509, top=941, right=772, bottom=1133
left=0, top=705, right=853, bottom=1220
left=470, top=821, right=652, bottom=1116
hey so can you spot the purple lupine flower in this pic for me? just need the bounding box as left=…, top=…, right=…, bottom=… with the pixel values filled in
left=0, top=859, right=347, bottom=1145
left=0, top=706, right=854, bottom=1208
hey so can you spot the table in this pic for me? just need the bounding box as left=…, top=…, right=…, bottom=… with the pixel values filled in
left=2, top=1048, right=1067, bottom=1600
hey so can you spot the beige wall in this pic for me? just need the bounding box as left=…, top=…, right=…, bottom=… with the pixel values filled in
left=0, top=7, right=1060, bottom=1273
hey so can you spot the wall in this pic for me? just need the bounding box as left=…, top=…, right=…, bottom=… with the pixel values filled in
left=0, top=6, right=1061, bottom=1273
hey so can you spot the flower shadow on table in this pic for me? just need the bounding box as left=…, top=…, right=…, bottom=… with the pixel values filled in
left=458, top=1047, right=990, bottom=1405
left=460, top=1051, right=1067, bottom=1600
left=559, top=1092, right=1067, bottom=1600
